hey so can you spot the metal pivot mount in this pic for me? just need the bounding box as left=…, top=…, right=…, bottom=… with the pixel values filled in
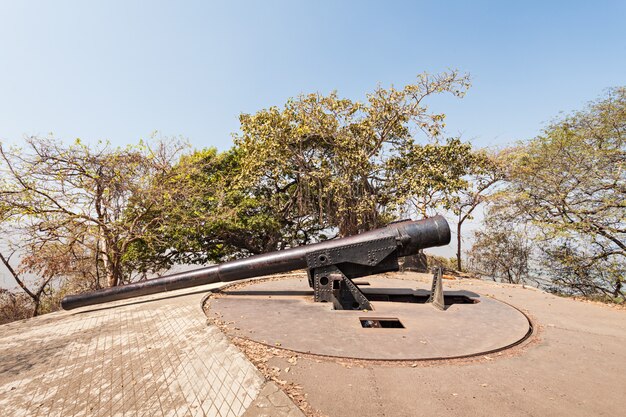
left=311, top=265, right=371, bottom=310
left=306, top=236, right=401, bottom=310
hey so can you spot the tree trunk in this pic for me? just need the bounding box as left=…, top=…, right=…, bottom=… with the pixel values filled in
left=33, top=299, right=41, bottom=317
left=100, top=237, right=122, bottom=287
left=456, top=221, right=462, bottom=271
left=102, top=254, right=122, bottom=287
left=614, top=279, right=623, bottom=298
left=105, top=262, right=122, bottom=287
left=0, top=251, right=41, bottom=317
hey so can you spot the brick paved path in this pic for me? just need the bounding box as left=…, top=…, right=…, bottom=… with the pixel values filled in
left=0, top=284, right=299, bottom=417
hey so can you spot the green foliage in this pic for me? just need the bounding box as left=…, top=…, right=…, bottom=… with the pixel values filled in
left=132, top=72, right=489, bottom=269
left=479, top=87, right=625, bottom=299
left=126, top=146, right=324, bottom=269
left=390, top=137, right=484, bottom=217
left=236, top=71, right=474, bottom=236
left=426, top=254, right=458, bottom=271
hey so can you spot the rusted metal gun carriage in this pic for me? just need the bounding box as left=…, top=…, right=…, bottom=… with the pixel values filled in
left=61, top=216, right=451, bottom=311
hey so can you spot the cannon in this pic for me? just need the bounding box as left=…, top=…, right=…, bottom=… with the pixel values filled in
left=61, top=216, right=451, bottom=311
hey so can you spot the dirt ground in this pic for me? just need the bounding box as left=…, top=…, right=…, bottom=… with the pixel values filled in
left=211, top=272, right=626, bottom=417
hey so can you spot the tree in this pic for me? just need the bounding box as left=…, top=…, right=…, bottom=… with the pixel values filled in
left=389, top=138, right=485, bottom=219
left=138, top=73, right=482, bottom=270
left=467, top=206, right=532, bottom=284
left=452, top=150, right=504, bottom=271
left=0, top=180, right=58, bottom=317
left=0, top=136, right=187, bottom=292
left=495, top=87, right=625, bottom=299
left=541, top=241, right=625, bottom=299
left=0, top=250, right=54, bottom=317
left=126, top=147, right=326, bottom=269
left=235, top=71, right=473, bottom=237
left=0, top=289, right=32, bottom=324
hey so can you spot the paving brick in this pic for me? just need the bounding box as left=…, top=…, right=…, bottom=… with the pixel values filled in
left=0, top=284, right=272, bottom=417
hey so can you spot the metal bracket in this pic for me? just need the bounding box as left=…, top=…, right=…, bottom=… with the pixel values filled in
left=312, top=265, right=372, bottom=310
left=305, top=236, right=398, bottom=269
left=306, top=236, right=400, bottom=310
left=428, top=267, right=445, bottom=311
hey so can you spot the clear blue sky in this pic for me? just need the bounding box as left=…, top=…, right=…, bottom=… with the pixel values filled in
left=1, top=0, right=624, bottom=151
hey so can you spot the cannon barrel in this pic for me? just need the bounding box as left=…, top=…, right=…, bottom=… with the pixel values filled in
left=61, top=216, right=450, bottom=310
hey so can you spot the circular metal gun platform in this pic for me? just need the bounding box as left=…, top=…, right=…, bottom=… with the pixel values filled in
left=204, top=276, right=532, bottom=361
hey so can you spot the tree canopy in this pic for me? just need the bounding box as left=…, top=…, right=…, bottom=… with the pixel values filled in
left=472, top=87, right=625, bottom=299
left=235, top=71, right=474, bottom=237
left=5, top=74, right=621, bottom=320
left=126, top=146, right=312, bottom=272
left=0, top=136, right=187, bottom=303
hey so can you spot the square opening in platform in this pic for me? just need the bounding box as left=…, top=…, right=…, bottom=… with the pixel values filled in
left=360, top=318, right=405, bottom=328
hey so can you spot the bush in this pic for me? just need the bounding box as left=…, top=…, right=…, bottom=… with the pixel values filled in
left=0, top=289, right=33, bottom=324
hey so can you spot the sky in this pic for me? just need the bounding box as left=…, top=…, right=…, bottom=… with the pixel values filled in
left=1, top=1, right=625, bottom=287
left=1, top=1, right=624, bottom=151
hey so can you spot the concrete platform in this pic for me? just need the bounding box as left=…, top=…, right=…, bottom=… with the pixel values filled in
left=254, top=272, right=626, bottom=417
left=2, top=271, right=624, bottom=417
left=0, top=283, right=304, bottom=417
left=205, top=276, right=532, bottom=360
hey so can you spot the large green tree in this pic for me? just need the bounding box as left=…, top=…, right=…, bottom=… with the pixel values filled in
left=126, top=146, right=325, bottom=270
left=137, top=72, right=486, bottom=269
left=235, top=71, right=475, bottom=237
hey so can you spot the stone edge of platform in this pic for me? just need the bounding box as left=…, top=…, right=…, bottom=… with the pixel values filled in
left=200, top=289, right=307, bottom=417
left=242, top=382, right=306, bottom=417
